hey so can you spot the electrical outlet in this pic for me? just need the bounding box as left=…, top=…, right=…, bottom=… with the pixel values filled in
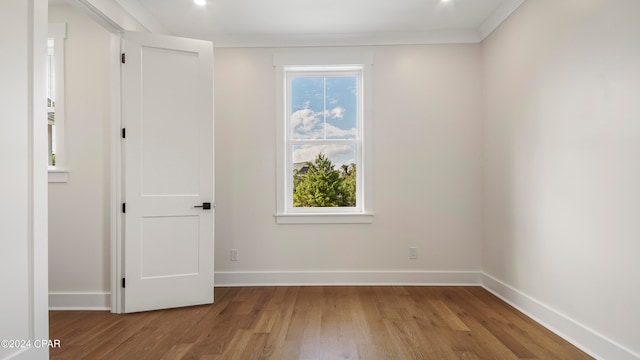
left=230, top=249, right=239, bottom=261
left=409, top=247, right=418, bottom=259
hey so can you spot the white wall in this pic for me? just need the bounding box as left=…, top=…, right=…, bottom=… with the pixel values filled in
left=35, top=0, right=639, bottom=357
left=214, top=45, right=483, bottom=282
left=48, top=5, right=112, bottom=307
left=482, top=0, right=640, bottom=357
left=0, top=0, right=49, bottom=358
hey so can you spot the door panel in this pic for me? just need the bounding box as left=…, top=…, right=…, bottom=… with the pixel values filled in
left=141, top=216, right=200, bottom=278
left=141, top=46, right=201, bottom=196
left=122, top=31, right=214, bottom=313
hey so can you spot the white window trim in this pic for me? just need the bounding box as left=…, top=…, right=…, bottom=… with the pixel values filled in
left=48, top=23, right=68, bottom=183
left=274, top=51, right=374, bottom=224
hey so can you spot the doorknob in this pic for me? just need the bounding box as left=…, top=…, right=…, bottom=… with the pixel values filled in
left=194, top=202, right=212, bottom=210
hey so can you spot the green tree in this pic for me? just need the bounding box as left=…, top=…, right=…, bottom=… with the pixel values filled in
left=293, top=153, right=356, bottom=207
left=339, top=163, right=356, bottom=207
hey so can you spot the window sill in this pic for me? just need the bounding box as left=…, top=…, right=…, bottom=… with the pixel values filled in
left=275, top=212, right=374, bottom=224
left=48, top=168, right=69, bottom=183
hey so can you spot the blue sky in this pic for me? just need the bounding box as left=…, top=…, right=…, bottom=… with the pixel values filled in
left=290, top=75, right=358, bottom=167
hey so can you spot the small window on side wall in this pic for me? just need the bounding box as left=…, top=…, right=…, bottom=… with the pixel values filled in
left=48, top=23, right=68, bottom=183
left=275, top=52, right=374, bottom=224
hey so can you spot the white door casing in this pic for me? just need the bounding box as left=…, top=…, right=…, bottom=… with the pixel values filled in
left=0, top=0, right=49, bottom=358
left=121, top=31, right=214, bottom=313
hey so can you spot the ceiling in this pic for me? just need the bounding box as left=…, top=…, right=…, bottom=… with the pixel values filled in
left=113, top=0, right=526, bottom=46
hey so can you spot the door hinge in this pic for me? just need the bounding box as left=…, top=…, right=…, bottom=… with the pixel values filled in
left=121, top=53, right=126, bottom=64
left=122, top=203, right=126, bottom=214
left=121, top=128, right=126, bottom=139
left=122, top=278, right=126, bottom=288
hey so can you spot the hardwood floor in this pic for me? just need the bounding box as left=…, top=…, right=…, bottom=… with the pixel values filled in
left=49, top=286, right=593, bottom=359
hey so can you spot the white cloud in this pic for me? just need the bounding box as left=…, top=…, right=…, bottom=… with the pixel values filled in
left=290, top=108, right=321, bottom=138
left=327, top=106, right=345, bottom=120
left=291, top=106, right=353, bottom=139
left=326, top=124, right=356, bottom=139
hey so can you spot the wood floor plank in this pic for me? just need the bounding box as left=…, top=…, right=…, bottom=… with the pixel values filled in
left=469, top=288, right=593, bottom=360
left=457, top=350, right=483, bottom=360
left=261, top=288, right=300, bottom=359
left=49, top=286, right=593, bottom=360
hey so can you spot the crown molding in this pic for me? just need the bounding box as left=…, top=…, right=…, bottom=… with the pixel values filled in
left=113, top=0, right=167, bottom=34
left=479, top=0, right=527, bottom=40
left=205, top=29, right=480, bottom=48
left=64, top=0, right=526, bottom=47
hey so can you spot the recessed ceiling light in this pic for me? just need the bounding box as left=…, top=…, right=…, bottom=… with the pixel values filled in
left=194, top=0, right=206, bottom=6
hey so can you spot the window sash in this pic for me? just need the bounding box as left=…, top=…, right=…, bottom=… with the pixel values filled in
left=284, top=67, right=364, bottom=213
left=286, top=141, right=362, bottom=214
left=48, top=23, right=67, bottom=175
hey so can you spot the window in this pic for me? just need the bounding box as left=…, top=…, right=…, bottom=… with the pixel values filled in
left=275, top=52, right=373, bottom=224
left=48, top=23, right=67, bottom=182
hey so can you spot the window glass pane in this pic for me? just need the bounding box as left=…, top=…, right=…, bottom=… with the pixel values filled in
left=290, top=77, right=324, bottom=139
left=292, top=144, right=357, bottom=208
left=325, top=76, right=357, bottom=140
left=290, top=76, right=358, bottom=140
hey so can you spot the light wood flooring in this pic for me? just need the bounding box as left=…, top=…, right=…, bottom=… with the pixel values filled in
left=49, top=286, right=593, bottom=359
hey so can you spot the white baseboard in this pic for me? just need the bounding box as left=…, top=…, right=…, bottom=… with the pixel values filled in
left=214, top=270, right=482, bottom=287
left=49, top=292, right=111, bottom=310
left=481, top=273, right=640, bottom=360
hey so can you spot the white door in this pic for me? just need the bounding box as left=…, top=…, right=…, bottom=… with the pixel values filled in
left=121, top=31, right=214, bottom=313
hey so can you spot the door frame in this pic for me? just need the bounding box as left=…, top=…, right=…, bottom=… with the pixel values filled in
left=63, top=0, right=128, bottom=314
left=109, top=31, right=123, bottom=314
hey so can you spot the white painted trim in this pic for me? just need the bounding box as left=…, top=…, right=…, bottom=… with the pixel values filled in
left=3, top=1, right=51, bottom=357
left=112, top=0, right=167, bottom=34
left=68, top=1, right=523, bottom=48
left=59, top=0, right=126, bottom=315
left=215, top=271, right=481, bottom=287
left=109, top=32, right=123, bottom=314
left=274, top=51, right=374, bottom=67
left=31, top=0, right=51, bottom=358
left=481, top=273, right=640, bottom=360
left=211, top=29, right=481, bottom=48
left=67, top=0, right=134, bottom=31
left=49, top=292, right=111, bottom=310
left=47, top=168, right=68, bottom=183
left=142, top=0, right=523, bottom=48
left=275, top=213, right=374, bottom=224
left=65, top=0, right=523, bottom=47
left=7, top=348, right=30, bottom=360
left=59, top=1, right=125, bottom=315
left=478, top=0, right=527, bottom=40
left=274, top=51, right=374, bottom=222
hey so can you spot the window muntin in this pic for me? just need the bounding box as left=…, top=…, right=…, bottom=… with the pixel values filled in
left=285, top=66, right=363, bottom=213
